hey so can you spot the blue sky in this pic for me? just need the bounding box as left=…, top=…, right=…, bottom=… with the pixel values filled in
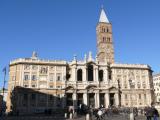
left=0, top=0, right=160, bottom=88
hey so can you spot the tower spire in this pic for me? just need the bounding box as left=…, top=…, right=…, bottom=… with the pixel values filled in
left=99, top=7, right=109, bottom=23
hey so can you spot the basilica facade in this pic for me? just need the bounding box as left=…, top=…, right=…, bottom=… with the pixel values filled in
left=6, top=8, right=154, bottom=114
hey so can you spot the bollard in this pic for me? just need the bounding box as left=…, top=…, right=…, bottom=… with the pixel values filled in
left=130, top=112, right=134, bottom=120
left=69, top=113, right=73, bottom=119
left=74, top=112, right=77, bottom=118
left=64, top=113, right=67, bottom=118
left=85, top=113, right=90, bottom=120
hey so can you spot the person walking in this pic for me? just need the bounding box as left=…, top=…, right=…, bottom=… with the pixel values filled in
left=145, top=107, right=153, bottom=120
left=152, top=107, right=159, bottom=120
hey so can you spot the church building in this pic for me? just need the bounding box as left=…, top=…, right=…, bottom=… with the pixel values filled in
left=6, top=8, right=154, bottom=114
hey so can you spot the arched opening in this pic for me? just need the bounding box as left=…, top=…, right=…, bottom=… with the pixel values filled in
left=101, top=27, right=106, bottom=32
left=77, top=69, right=82, bottom=81
left=102, top=37, right=106, bottom=42
left=99, top=70, right=103, bottom=81
left=107, top=28, right=109, bottom=32
left=88, top=64, right=94, bottom=81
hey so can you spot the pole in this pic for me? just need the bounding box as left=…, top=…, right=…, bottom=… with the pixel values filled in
left=2, top=69, right=6, bottom=99
left=129, top=80, right=134, bottom=120
left=1, top=67, right=6, bottom=115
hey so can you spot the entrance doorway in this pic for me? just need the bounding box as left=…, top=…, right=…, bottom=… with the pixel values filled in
left=88, top=93, right=95, bottom=108
left=66, top=93, right=73, bottom=106
left=77, top=93, right=83, bottom=107
left=109, top=93, right=115, bottom=106
left=100, top=93, right=105, bottom=107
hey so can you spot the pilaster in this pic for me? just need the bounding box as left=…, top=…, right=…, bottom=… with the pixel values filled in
left=105, top=92, right=109, bottom=108
left=83, top=92, right=88, bottom=105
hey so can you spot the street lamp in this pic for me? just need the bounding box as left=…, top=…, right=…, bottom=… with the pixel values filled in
left=129, top=79, right=134, bottom=120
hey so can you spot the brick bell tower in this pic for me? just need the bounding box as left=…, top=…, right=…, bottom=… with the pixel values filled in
left=96, top=7, right=114, bottom=64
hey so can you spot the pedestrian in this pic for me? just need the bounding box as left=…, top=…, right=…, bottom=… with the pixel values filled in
left=145, top=107, right=153, bottom=120
left=152, top=107, right=159, bottom=120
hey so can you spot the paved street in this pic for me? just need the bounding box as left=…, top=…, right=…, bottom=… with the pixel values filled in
left=1, top=114, right=158, bottom=120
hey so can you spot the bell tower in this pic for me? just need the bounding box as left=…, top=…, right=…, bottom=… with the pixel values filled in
left=96, top=8, right=114, bottom=64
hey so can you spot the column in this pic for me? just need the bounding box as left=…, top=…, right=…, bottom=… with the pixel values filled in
left=94, top=67, right=96, bottom=82
left=105, top=68, right=109, bottom=83
left=72, top=66, right=77, bottom=81
left=95, top=92, right=100, bottom=108
left=97, top=93, right=100, bottom=108
left=83, top=92, right=88, bottom=106
left=114, top=93, right=119, bottom=107
left=105, top=93, right=109, bottom=108
left=73, top=92, right=77, bottom=109
left=95, top=67, right=99, bottom=82
left=83, top=66, right=87, bottom=82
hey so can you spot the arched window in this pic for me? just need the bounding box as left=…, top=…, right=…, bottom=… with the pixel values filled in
left=77, top=69, right=82, bottom=81
left=102, top=37, right=106, bottom=42
left=102, top=27, right=106, bottom=32
left=99, top=70, right=103, bottom=81
left=107, top=37, right=110, bottom=42
left=88, top=64, right=94, bottom=81
left=107, top=28, right=109, bottom=32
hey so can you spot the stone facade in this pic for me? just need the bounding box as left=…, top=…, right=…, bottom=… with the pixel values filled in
left=153, top=73, right=160, bottom=102
left=6, top=8, right=154, bottom=115
left=97, top=22, right=114, bottom=63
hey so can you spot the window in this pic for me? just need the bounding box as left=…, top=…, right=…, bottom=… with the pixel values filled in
left=77, top=69, right=82, bottom=81
left=125, top=94, right=128, bottom=99
left=32, top=75, right=37, bottom=81
left=137, top=82, right=141, bottom=88
left=24, top=65, right=30, bottom=70
left=57, top=73, right=61, bottom=81
left=108, top=69, right=112, bottom=80
left=87, top=64, right=94, bottom=81
left=144, top=94, right=146, bottom=99
left=49, top=73, right=54, bottom=81
left=32, top=65, right=37, bottom=70
left=101, top=27, right=106, bottom=32
left=107, top=28, right=109, bottom=32
left=50, top=66, right=55, bottom=71
left=139, top=94, right=141, bottom=99
left=49, top=95, right=53, bottom=100
left=31, top=94, right=36, bottom=100
left=40, top=66, right=48, bottom=74
left=23, top=94, right=28, bottom=100
left=107, top=37, right=110, bottom=42
left=99, top=70, right=103, bottom=81
left=24, top=85, right=28, bottom=88
left=50, top=85, right=53, bottom=88
left=102, top=37, right=106, bottom=42
left=24, top=73, right=30, bottom=80
left=32, top=84, right=36, bottom=88
left=56, top=66, right=62, bottom=71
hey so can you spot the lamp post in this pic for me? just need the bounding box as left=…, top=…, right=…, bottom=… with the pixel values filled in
left=1, top=67, right=6, bottom=116
left=129, top=79, right=134, bottom=120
